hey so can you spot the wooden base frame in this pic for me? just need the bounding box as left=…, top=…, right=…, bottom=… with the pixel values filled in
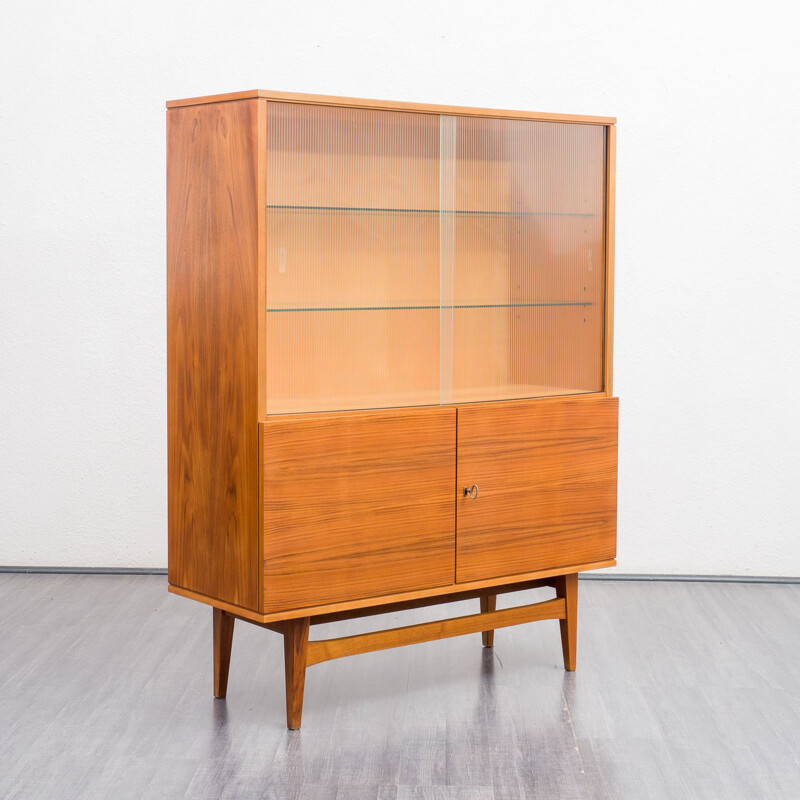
left=211, top=574, right=579, bottom=729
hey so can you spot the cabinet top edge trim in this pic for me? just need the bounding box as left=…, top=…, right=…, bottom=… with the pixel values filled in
left=165, top=89, right=616, bottom=125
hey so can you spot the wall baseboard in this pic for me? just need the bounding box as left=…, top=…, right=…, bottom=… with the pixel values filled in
left=0, top=566, right=798, bottom=583
left=0, top=566, right=168, bottom=575
left=579, top=572, right=800, bottom=584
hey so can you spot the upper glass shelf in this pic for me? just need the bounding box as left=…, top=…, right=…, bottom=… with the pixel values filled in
left=266, top=204, right=595, bottom=218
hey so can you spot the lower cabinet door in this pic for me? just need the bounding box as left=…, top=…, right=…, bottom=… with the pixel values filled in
left=456, top=397, right=618, bottom=583
left=262, top=407, right=456, bottom=612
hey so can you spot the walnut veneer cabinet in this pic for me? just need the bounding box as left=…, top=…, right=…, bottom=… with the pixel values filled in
left=166, top=89, right=618, bottom=729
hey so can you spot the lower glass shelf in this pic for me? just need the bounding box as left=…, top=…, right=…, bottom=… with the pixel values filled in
left=452, top=383, right=593, bottom=405
left=267, top=204, right=596, bottom=218
left=265, top=301, right=603, bottom=414
left=266, top=384, right=595, bottom=415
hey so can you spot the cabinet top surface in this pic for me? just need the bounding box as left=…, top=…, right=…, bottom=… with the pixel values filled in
left=165, top=89, right=615, bottom=125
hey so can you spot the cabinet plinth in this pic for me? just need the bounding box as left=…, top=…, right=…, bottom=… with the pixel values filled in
left=167, top=89, right=618, bottom=728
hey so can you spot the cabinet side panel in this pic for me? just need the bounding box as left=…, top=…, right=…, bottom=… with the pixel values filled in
left=167, top=100, right=259, bottom=610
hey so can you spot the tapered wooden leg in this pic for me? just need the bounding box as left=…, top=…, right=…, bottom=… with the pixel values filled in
left=480, top=594, right=497, bottom=647
left=555, top=573, right=578, bottom=671
left=213, top=608, right=235, bottom=698
left=283, top=617, right=310, bottom=730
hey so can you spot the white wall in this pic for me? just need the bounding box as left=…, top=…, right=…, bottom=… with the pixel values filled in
left=1, top=1, right=798, bottom=574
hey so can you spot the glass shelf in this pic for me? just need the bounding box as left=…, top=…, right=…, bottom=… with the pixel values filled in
left=267, top=204, right=595, bottom=218
left=267, top=303, right=594, bottom=312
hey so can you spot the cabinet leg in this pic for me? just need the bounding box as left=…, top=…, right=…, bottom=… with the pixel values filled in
left=283, top=617, right=310, bottom=730
left=555, top=573, right=578, bottom=671
left=480, top=594, right=497, bottom=647
left=213, top=608, right=235, bottom=698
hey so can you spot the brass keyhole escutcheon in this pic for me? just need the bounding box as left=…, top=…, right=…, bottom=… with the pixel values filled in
left=463, top=484, right=479, bottom=500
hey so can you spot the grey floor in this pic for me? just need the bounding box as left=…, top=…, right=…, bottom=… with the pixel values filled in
left=1, top=576, right=799, bottom=800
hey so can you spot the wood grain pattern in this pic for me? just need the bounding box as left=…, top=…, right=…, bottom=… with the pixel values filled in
left=306, top=597, right=566, bottom=666
left=456, top=397, right=618, bottom=583
left=166, top=89, right=616, bottom=125
left=212, top=608, right=234, bottom=698
left=167, top=559, right=615, bottom=623
left=261, top=407, right=456, bottom=612
left=480, top=594, right=497, bottom=647
left=604, top=125, right=617, bottom=396
left=167, top=99, right=261, bottom=610
left=283, top=617, right=309, bottom=730
left=555, top=573, right=578, bottom=670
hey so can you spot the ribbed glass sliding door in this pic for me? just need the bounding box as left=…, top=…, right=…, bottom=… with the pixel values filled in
left=265, top=102, right=440, bottom=414
left=265, top=102, right=606, bottom=414
left=449, top=116, right=606, bottom=403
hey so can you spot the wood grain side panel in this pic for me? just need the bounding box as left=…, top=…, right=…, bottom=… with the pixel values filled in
left=167, top=99, right=260, bottom=609
left=262, top=408, right=456, bottom=612
left=456, top=397, right=618, bottom=583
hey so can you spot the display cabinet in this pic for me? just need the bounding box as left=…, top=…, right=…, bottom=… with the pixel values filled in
left=167, top=89, right=618, bottom=729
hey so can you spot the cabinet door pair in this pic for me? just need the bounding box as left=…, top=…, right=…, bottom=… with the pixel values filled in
left=261, top=398, right=618, bottom=613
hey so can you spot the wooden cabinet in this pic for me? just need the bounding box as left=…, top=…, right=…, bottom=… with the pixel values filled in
left=166, top=89, right=617, bottom=728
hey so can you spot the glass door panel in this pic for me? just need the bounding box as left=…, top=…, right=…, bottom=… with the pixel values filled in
left=449, top=116, right=606, bottom=403
left=265, top=102, right=439, bottom=414
left=265, top=103, right=607, bottom=414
